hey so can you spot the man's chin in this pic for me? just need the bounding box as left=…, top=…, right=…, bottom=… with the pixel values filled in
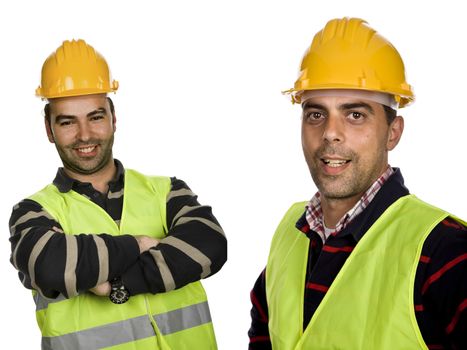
left=318, top=181, right=357, bottom=200
left=319, top=184, right=364, bottom=200
left=63, top=159, right=106, bottom=175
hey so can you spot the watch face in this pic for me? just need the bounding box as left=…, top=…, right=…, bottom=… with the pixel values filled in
left=110, top=288, right=130, bottom=304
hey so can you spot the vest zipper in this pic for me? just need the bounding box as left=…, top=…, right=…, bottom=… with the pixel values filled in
left=144, top=295, right=172, bottom=350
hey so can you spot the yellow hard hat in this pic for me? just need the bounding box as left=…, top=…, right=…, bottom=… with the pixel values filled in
left=36, top=39, right=119, bottom=99
left=284, top=17, right=414, bottom=108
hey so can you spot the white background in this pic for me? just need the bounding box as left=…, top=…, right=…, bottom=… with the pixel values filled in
left=1, top=0, right=466, bottom=348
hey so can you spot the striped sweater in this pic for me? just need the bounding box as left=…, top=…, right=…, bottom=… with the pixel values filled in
left=9, top=160, right=227, bottom=299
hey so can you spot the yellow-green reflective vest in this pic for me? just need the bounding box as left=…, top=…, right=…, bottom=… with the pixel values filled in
left=29, top=169, right=217, bottom=350
left=266, top=195, right=465, bottom=350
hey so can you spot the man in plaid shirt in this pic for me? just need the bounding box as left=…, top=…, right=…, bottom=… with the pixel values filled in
left=248, top=17, right=466, bottom=349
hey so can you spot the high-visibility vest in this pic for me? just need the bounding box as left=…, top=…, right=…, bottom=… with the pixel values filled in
left=29, top=169, right=217, bottom=350
left=266, top=195, right=465, bottom=350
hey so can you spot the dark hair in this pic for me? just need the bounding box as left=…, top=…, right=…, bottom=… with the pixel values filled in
left=107, top=97, right=115, bottom=117
left=44, top=103, right=51, bottom=123
left=383, top=105, right=397, bottom=125
left=44, top=97, right=115, bottom=124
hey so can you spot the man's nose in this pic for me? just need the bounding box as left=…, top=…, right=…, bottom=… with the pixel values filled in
left=76, top=121, right=92, bottom=142
left=322, top=114, right=344, bottom=143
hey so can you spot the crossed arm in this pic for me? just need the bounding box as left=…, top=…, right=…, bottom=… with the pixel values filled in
left=9, top=178, right=227, bottom=299
left=89, top=235, right=160, bottom=296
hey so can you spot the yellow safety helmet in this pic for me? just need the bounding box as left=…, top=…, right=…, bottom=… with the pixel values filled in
left=284, top=17, right=414, bottom=108
left=36, top=39, right=119, bottom=99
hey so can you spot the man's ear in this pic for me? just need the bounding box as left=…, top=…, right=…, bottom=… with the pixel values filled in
left=387, top=115, right=404, bottom=151
left=112, top=113, right=117, bottom=132
left=45, top=117, right=55, bottom=143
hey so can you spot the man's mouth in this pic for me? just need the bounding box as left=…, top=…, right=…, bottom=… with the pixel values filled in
left=74, top=145, right=98, bottom=156
left=321, top=159, right=351, bottom=168
left=78, top=146, right=96, bottom=153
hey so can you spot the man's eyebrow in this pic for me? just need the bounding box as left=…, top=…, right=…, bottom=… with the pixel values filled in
left=87, top=108, right=107, bottom=117
left=302, top=101, right=326, bottom=110
left=339, top=102, right=375, bottom=114
left=54, top=115, right=76, bottom=124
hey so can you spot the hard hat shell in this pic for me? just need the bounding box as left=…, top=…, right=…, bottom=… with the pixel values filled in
left=284, top=18, right=414, bottom=108
left=36, top=39, right=119, bottom=99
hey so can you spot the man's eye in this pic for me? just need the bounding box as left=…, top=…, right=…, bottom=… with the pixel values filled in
left=90, top=115, right=104, bottom=121
left=348, top=111, right=364, bottom=120
left=304, top=111, right=324, bottom=120
left=59, top=121, right=72, bottom=126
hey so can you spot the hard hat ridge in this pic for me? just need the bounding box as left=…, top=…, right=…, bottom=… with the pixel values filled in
left=317, top=18, right=376, bottom=49
left=57, top=40, right=95, bottom=63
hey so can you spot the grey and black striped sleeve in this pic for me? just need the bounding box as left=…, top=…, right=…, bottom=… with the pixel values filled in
left=9, top=199, right=140, bottom=298
left=122, top=177, right=227, bottom=295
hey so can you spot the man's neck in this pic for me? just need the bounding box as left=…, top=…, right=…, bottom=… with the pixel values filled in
left=63, top=159, right=117, bottom=194
left=321, top=194, right=361, bottom=228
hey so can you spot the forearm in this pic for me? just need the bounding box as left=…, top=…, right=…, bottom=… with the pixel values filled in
left=9, top=199, right=140, bottom=298
left=122, top=177, right=227, bottom=295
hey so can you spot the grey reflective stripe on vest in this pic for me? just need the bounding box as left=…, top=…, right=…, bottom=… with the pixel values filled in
left=34, top=293, right=67, bottom=311
left=155, top=300, right=212, bottom=335
left=41, top=301, right=212, bottom=350
left=42, top=314, right=155, bottom=350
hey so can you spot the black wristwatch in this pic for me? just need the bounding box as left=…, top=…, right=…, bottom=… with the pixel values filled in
left=109, top=277, right=130, bottom=304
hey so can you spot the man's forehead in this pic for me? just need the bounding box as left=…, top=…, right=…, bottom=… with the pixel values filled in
left=301, top=89, right=396, bottom=109
left=48, top=94, right=108, bottom=112
left=48, top=93, right=107, bottom=104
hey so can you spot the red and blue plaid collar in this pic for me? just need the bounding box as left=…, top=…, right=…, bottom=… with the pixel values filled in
left=305, top=166, right=394, bottom=242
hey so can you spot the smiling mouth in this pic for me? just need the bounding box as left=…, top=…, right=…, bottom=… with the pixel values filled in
left=321, top=159, right=351, bottom=167
left=74, top=145, right=98, bottom=154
